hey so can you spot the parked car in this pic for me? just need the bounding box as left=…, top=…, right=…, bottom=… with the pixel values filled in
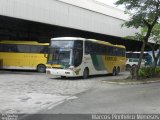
left=125, top=58, right=146, bottom=70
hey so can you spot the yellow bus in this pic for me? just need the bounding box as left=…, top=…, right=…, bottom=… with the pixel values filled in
left=0, top=40, right=49, bottom=72
left=46, top=37, right=126, bottom=78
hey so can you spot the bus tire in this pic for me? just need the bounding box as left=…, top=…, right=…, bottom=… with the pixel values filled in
left=132, top=64, right=137, bottom=68
left=112, top=67, right=117, bottom=76
left=126, top=64, right=131, bottom=71
left=61, top=76, right=66, bottom=79
left=83, top=68, right=89, bottom=79
left=37, top=64, right=46, bottom=73
left=117, top=67, right=120, bottom=74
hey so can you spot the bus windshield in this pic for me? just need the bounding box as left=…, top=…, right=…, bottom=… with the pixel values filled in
left=47, top=40, right=83, bottom=68
left=48, top=48, right=72, bottom=68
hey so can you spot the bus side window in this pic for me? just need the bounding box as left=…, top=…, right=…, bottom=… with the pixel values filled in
left=3, top=44, right=18, bottom=52
left=39, top=46, right=45, bottom=53
left=17, top=45, right=30, bottom=53
left=30, top=45, right=47, bottom=53
left=0, top=44, right=3, bottom=52
left=85, top=41, right=90, bottom=54
left=43, top=46, right=49, bottom=54
left=74, top=41, right=83, bottom=67
left=73, top=49, right=83, bottom=67
left=118, top=48, right=125, bottom=57
left=107, top=46, right=113, bottom=56
left=74, top=41, right=83, bottom=50
left=113, top=47, right=118, bottom=56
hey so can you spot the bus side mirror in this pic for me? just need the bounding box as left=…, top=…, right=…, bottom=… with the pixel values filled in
left=44, top=49, right=48, bottom=58
left=44, top=53, right=48, bottom=58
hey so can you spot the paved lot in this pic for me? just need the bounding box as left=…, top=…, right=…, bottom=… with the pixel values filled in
left=43, top=82, right=160, bottom=114
left=0, top=70, right=129, bottom=114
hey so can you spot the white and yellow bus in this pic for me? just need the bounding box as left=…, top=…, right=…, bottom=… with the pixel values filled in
left=0, top=40, right=49, bottom=72
left=46, top=37, right=126, bottom=78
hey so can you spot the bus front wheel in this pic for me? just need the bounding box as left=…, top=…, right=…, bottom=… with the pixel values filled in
left=126, top=64, right=131, bottom=71
left=112, top=67, right=117, bottom=76
left=83, top=68, right=89, bottom=79
left=61, top=76, right=66, bottom=79
left=37, top=64, right=46, bottom=73
left=117, top=67, right=120, bottom=74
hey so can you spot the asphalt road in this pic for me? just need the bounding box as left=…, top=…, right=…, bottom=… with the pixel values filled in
left=0, top=70, right=129, bottom=114
left=2, top=70, right=160, bottom=120
left=21, top=79, right=160, bottom=120
left=43, top=82, right=160, bottom=114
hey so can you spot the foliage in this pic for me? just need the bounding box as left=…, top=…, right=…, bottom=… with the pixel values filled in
left=115, top=0, right=160, bottom=79
left=140, top=23, right=160, bottom=43
left=115, top=0, right=160, bottom=29
left=125, top=24, right=160, bottom=42
left=143, top=24, right=160, bottom=75
left=115, top=0, right=160, bottom=43
left=155, top=67, right=160, bottom=74
left=151, top=24, right=160, bottom=42
left=138, top=67, right=153, bottom=78
left=139, top=67, right=160, bottom=78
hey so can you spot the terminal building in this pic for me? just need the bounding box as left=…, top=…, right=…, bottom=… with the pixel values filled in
left=0, top=0, right=154, bottom=51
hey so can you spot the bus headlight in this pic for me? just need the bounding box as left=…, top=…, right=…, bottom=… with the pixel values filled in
left=68, top=66, right=74, bottom=70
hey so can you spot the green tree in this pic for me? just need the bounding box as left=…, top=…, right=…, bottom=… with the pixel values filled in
left=115, top=0, right=160, bottom=79
left=148, top=24, right=160, bottom=75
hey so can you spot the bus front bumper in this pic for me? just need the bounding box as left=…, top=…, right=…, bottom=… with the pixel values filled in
left=46, top=68, right=76, bottom=77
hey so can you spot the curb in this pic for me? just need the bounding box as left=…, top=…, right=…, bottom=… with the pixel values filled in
left=102, top=80, right=160, bottom=85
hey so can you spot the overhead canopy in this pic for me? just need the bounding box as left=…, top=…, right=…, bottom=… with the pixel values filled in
left=0, top=15, right=158, bottom=51
left=0, top=0, right=138, bottom=38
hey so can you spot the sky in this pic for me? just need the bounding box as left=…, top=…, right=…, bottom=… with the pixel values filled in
left=95, top=0, right=125, bottom=10
left=96, top=0, right=117, bottom=6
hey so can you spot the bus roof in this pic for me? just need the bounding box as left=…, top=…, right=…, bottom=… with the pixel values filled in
left=87, top=39, right=125, bottom=49
left=51, top=37, right=125, bottom=49
left=0, top=40, right=49, bottom=45
left=51, top=37, right=85, bottom=41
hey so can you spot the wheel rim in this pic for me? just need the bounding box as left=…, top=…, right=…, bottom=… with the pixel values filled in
left=37, top=65, right=46, bottom=73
